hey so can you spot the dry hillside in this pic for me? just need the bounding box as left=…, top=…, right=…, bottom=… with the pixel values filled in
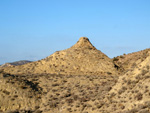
left=0, top=73, right=118, bottom=113
left=2, top=37, right=117, bottom=76
left=99, top=50, right=150, bottom=113
left=113, top=48, right=150, bottom=73
left=0, top=37, right=150, bottom=113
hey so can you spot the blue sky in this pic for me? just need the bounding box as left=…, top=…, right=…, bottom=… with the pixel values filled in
left=0, top=0, right=150, bottom=64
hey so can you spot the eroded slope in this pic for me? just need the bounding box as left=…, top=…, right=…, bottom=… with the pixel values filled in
left=99, top=51, right=150, bottom=113
left=113, top=48, right=150, bottom=73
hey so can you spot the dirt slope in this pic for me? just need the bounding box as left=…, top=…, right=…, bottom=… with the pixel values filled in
left=3, top=37, right=117, bottom=76
left=113, top=48, right=150, bottom=73
left=99, top=50, right=150, bottom=113
left=0, top=73, right=42, bottom=112
left=0, top=72, right=118, bottom=113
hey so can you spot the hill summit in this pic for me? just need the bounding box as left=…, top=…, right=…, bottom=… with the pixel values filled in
left=3, top=37, right=117, bottom=75
left=70, top=37, right=96, bottom=50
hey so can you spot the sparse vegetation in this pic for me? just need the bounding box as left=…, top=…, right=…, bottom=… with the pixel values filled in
left=0, top=38, right=150, bottom=113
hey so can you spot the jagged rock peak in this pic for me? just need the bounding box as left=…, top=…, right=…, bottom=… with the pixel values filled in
left=71, top=37, right=96, bottom=50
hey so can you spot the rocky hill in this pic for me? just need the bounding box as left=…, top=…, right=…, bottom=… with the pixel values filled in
left=2, top=37, right=117, bottom=76
left=0, top=37, right=150, bottom=113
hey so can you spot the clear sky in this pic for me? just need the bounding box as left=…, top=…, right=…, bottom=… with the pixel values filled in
left=0, top=0, right=150, bottom=64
